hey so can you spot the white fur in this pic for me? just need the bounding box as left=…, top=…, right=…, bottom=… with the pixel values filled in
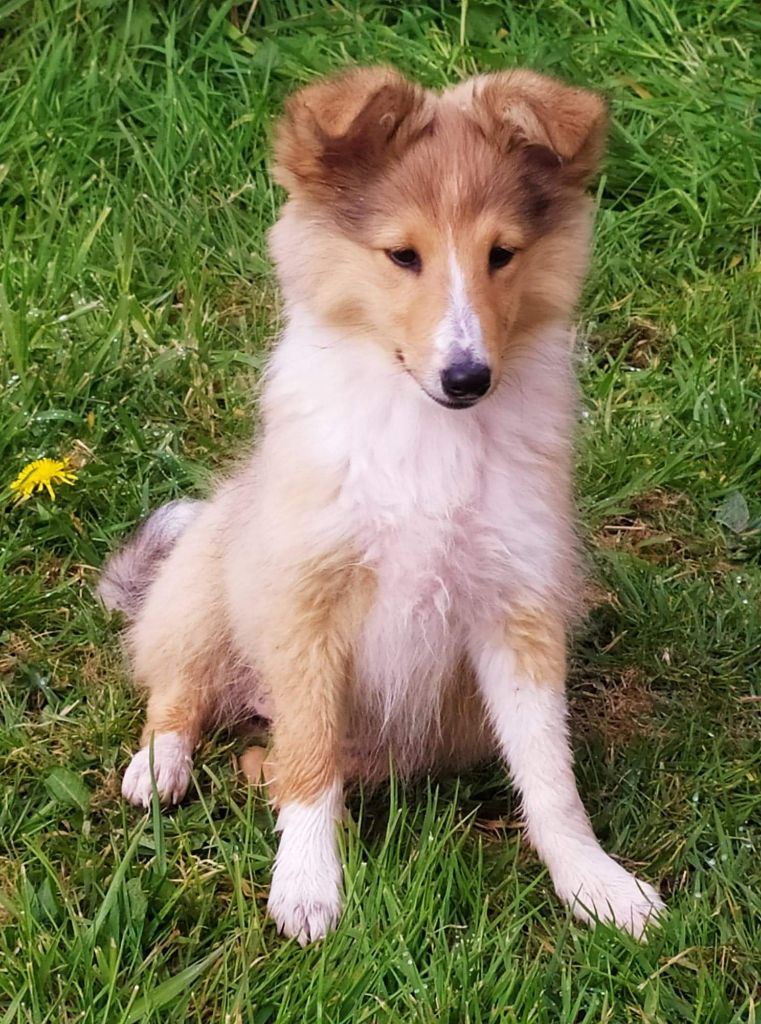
left=433, top=248, right=486, bottom=359
left=267, top=781, right=344, bottom=945
left=122, top=731, right=193, bottom=807
left=144, top=499, right=203, bottom=544
left=98, top=499, right=204, bottom=616
left=474, top=641, right=664, bottom=937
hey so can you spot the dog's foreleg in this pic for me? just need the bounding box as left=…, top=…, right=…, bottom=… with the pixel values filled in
left=472, top=605, right=664, bottom=939
left=260, top=556, right=372, bottom=945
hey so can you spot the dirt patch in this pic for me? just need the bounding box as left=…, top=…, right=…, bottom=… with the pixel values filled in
left=630, top=490, right=692, bottom=515
left=0, top=857, right=23, bottom=925
left=595, top=489, right=695, bottom=564
left=572, top=667, right=660, bottom=745
left=588, top=316, right=668, bottom=368
left=0, top=633, right=35, bottom=676
left=597, top=516, right=683, bottom=559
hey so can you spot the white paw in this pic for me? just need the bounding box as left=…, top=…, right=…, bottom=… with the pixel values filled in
left=552, top=848, right=664, bottom=939
left=267, top=782, right=344, bottom=944
left=267, top=869, right=343, bottom=945
left=122, top=732, right=193, bottom=808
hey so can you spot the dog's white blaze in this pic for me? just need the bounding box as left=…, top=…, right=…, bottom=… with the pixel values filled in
left=474, top=642, right=664, bottom=938
left=434, top=248, right=485, bottom=357
left=267, top=780, right=344, bottom=944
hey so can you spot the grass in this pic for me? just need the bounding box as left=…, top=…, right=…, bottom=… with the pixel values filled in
left=1, top=0, right=760, bottom=1020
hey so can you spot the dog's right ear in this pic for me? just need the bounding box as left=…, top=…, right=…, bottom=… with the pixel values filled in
left=273, top=66, right=431, bottom=199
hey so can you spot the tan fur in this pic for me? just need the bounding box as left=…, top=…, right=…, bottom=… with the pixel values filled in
left=465, top=70, right=607, bottom=184
left=273, top=66, right=433, bottom=205
left=124, top=465, right=376, bottom=806
left=125, top=493, right=266, bottom=747
left=129, top=504, right=227, bottom=748
left=250, top=550, right=376, bottom=805
left=507, top=605, right=567, bottom=689
left=242, top=662, right=497, bottom=798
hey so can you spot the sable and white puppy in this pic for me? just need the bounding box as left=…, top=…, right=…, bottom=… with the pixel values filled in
left=100, top=66, right=664, bottom=944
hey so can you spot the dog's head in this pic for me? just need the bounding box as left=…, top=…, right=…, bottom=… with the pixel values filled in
left=270, top=66, right=606, bottom=409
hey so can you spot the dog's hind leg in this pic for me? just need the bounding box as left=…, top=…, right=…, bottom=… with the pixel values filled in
left=120, top=651, right=214, bottom=809
left=119, top=503, right=231, bottom=808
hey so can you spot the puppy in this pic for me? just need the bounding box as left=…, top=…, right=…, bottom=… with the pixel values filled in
left=100, top=66, right=664, bottom=944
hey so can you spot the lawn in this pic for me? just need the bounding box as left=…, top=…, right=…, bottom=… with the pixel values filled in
left=1, top=0, right=760, bottom=1020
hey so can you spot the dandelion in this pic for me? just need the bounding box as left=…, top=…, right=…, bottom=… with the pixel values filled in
left=9, top=457, right=78, bottom=503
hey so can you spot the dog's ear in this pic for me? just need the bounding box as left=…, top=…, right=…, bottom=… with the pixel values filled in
left=473, top=70, right=607, bottom=186
left=273, top=66, right=432, bottom=198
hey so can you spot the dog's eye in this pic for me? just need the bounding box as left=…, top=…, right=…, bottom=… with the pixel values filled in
left=489, top=246, right=515, bottom=271
left=387, top=248, right=421, bottom=271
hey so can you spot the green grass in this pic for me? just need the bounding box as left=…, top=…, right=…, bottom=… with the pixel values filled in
left=1, top=0, right=760, bottom=1020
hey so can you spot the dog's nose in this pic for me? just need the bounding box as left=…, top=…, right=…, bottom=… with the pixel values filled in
left=440, top=354, right=492, bottom=403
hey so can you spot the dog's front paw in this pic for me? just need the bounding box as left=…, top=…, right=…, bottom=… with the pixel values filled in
left=267, top=782, right=344, bottom=944
left=267, top=882, right=342, bottom=945
left=552, top=848, right=664, bottom=940
left=267, top=863, right=343, bottom=945
left=122, top=732, right=192, bottom=808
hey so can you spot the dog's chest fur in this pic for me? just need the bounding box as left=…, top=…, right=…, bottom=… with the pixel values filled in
left=347, top=395, right=504, bottom=737
left=267, top=320, right=575, bottom=747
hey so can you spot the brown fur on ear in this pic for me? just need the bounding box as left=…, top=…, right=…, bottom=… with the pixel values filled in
left=273, top=65, right=432, bottom=200
left=474, top=70, right=608, bottom=186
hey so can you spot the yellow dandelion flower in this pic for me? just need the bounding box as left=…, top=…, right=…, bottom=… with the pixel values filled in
left=9, top=458, right=78, bottom=503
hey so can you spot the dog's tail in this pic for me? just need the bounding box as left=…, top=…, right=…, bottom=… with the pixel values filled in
left=97, top=499, right=205, bottom=620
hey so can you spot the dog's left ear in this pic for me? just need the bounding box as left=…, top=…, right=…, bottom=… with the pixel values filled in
left=473, top=70, right=607, bottom=186
left=273, top=66, right=432, bottom=199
